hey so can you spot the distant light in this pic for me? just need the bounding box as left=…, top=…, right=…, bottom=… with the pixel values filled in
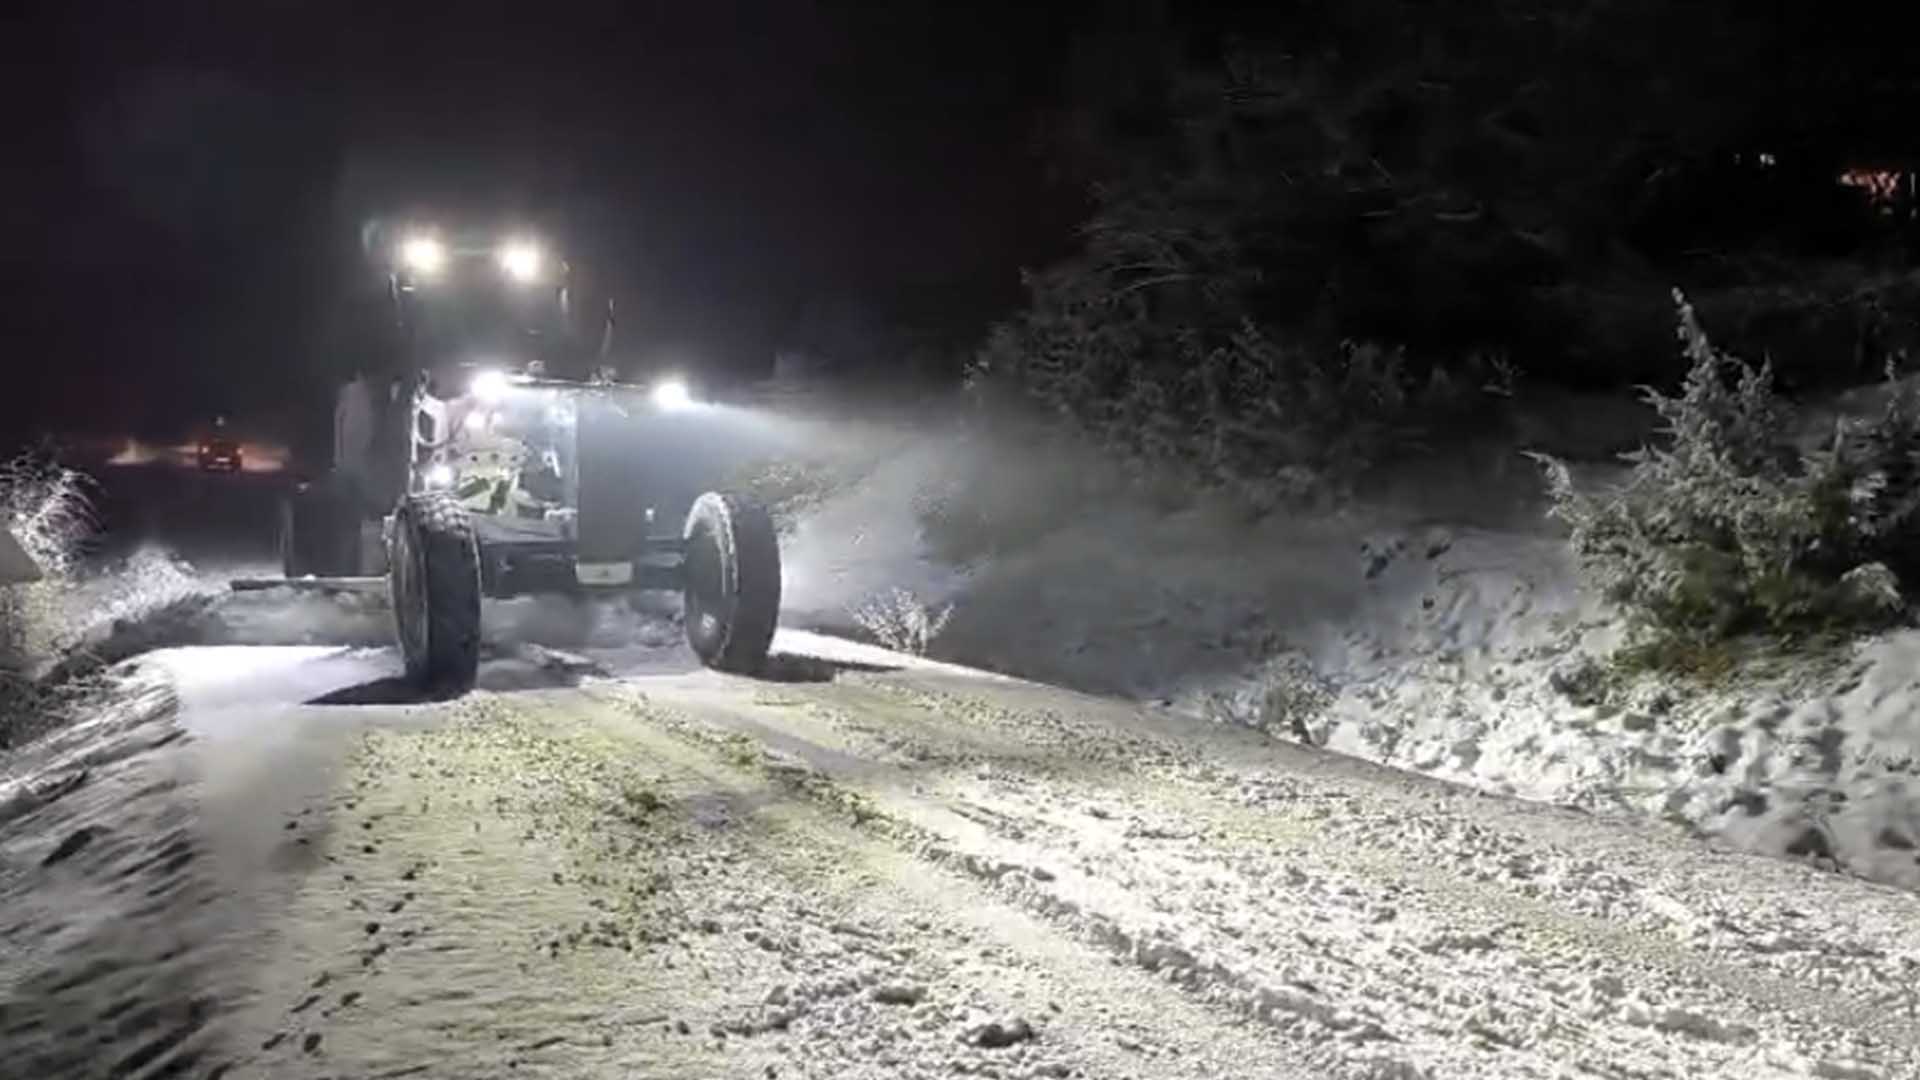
left=652, top=377, right=694, bottom=411
left=469, top=368, right=510, bottom=402
left=424, top=463, right=455, bottom=489
left=1841, top=168, right=1905, bottom=207
left=497, top=241, right=543, bottom=283
left=107, top=439, right=157, bottom=467
left=401, top=234, right=446, bottom=275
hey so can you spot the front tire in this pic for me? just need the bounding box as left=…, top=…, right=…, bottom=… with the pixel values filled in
left=389, top=491, right=482, bottom=691
left=682, top=492, right=780, bottom=673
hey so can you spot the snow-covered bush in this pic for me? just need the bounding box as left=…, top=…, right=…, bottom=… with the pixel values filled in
left=1535, top=290, right=1920, bottom=650
left=973, top=278, right=1482, bottom=510
left=2, top=457, right=217, bottom=748
left=850, top=587, right=953, bottom=656
left=2, top=455, right=93, bottom=746
left=1249, top=653, right=1335, bottom=743
left=1198, top=653, right=1334, bottom=744
left=966, top=158, right=1509, bottom=513
left=0, top=456, right=90, bottom=677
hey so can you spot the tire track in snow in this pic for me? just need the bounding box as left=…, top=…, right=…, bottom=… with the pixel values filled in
left=612, top=672, right=1920, bottom=1079
left=221, top=689, right=1330, bottom=1079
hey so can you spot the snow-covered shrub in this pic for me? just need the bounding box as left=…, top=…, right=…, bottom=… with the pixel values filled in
left=1838, top=561, right=1904, bottom=617
left=0, top=456, right=90, bottom=677
left=1535, top=290, right=1920, bottom=650
left=1, top=455, right=93, bottom=746
left=850, top=587, right=953, bottom=656
left=2, top=457, right=218, bottom=748
left=1198, top=653, right=1334, bottom=743
left=967, top=172, right=1503, bottom=513
left=974, top=287, right=1480, bottom=510
left=1250, top=653, right=1335, bottom=743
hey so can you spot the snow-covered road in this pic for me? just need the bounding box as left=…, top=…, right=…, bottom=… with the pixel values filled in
left=5, top=632, right=1919, bottom=1079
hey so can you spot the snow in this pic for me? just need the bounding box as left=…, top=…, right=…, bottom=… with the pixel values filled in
left=7, top=383, right=1920, bottom=1074
left=23, top=383, right=1920, bottom=900
left=4, top=583, right=1918, bottom=1075
left=776, top=403, right=1920, bottom=894
left=648, top=667, right=1920, bottom=1078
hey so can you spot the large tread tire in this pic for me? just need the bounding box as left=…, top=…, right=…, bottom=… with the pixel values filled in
left=279, top=484, right=357, bottom=578
left=682, top=492, right=780, bottom=673
left=389, top=491, right=482, bottom=692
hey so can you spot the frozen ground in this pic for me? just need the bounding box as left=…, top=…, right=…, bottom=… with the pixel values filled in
left=6, top=383, right=1920, bottom=1076
left=4, top=615, right=1918, bottom=1078
left=773, top=394, right=1920, bottom=895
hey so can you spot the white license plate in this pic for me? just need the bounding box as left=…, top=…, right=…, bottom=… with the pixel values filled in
left=575, top=561, right=634, bottom=587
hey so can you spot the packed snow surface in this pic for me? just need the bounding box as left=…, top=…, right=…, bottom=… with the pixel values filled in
left=3, top=616, right=1917, bottom=1078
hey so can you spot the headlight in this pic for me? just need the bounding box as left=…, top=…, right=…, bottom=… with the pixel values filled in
left=652, top=377, right=694, bottom=411
left=469, top=368, right=511, bottom=402
left=497, top=241, right=543, bottom=283
left=424, top=463, right=455, bottom=489
left=401, top=235, right=446, bottom=275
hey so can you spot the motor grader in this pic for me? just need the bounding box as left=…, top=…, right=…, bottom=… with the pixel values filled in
left=271, top=222, right=779, bottom=689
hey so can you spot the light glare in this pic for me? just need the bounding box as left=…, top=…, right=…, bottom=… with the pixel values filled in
left=401, top=235, right=446, bottom=274
left=652, top=377, right=694, bottom=411
left=469, top=368, right=510, bottom=402
left=498, top=241, right=543, bottom=282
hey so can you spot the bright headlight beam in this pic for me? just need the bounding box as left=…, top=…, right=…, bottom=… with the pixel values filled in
left=497, top=241, right=542, bottom=283
left=401, top=235, right=446, bottom=275
left=469, top=368, right=510, bottom=402
left=652, top=377, right=694, bottom=411
left=424, top=463, right=455, bottom=489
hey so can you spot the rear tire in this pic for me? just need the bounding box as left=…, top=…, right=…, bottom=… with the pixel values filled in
left=682, top=492, right=780, bottom=673
left=389, top=491, right=482, bottom=691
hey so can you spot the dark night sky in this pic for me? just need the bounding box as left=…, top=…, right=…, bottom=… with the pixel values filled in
left=1, top=1, right=1094, bottom=438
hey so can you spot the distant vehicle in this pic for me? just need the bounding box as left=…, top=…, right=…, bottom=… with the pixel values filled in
left=198, top=435, right=243, bottom=472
